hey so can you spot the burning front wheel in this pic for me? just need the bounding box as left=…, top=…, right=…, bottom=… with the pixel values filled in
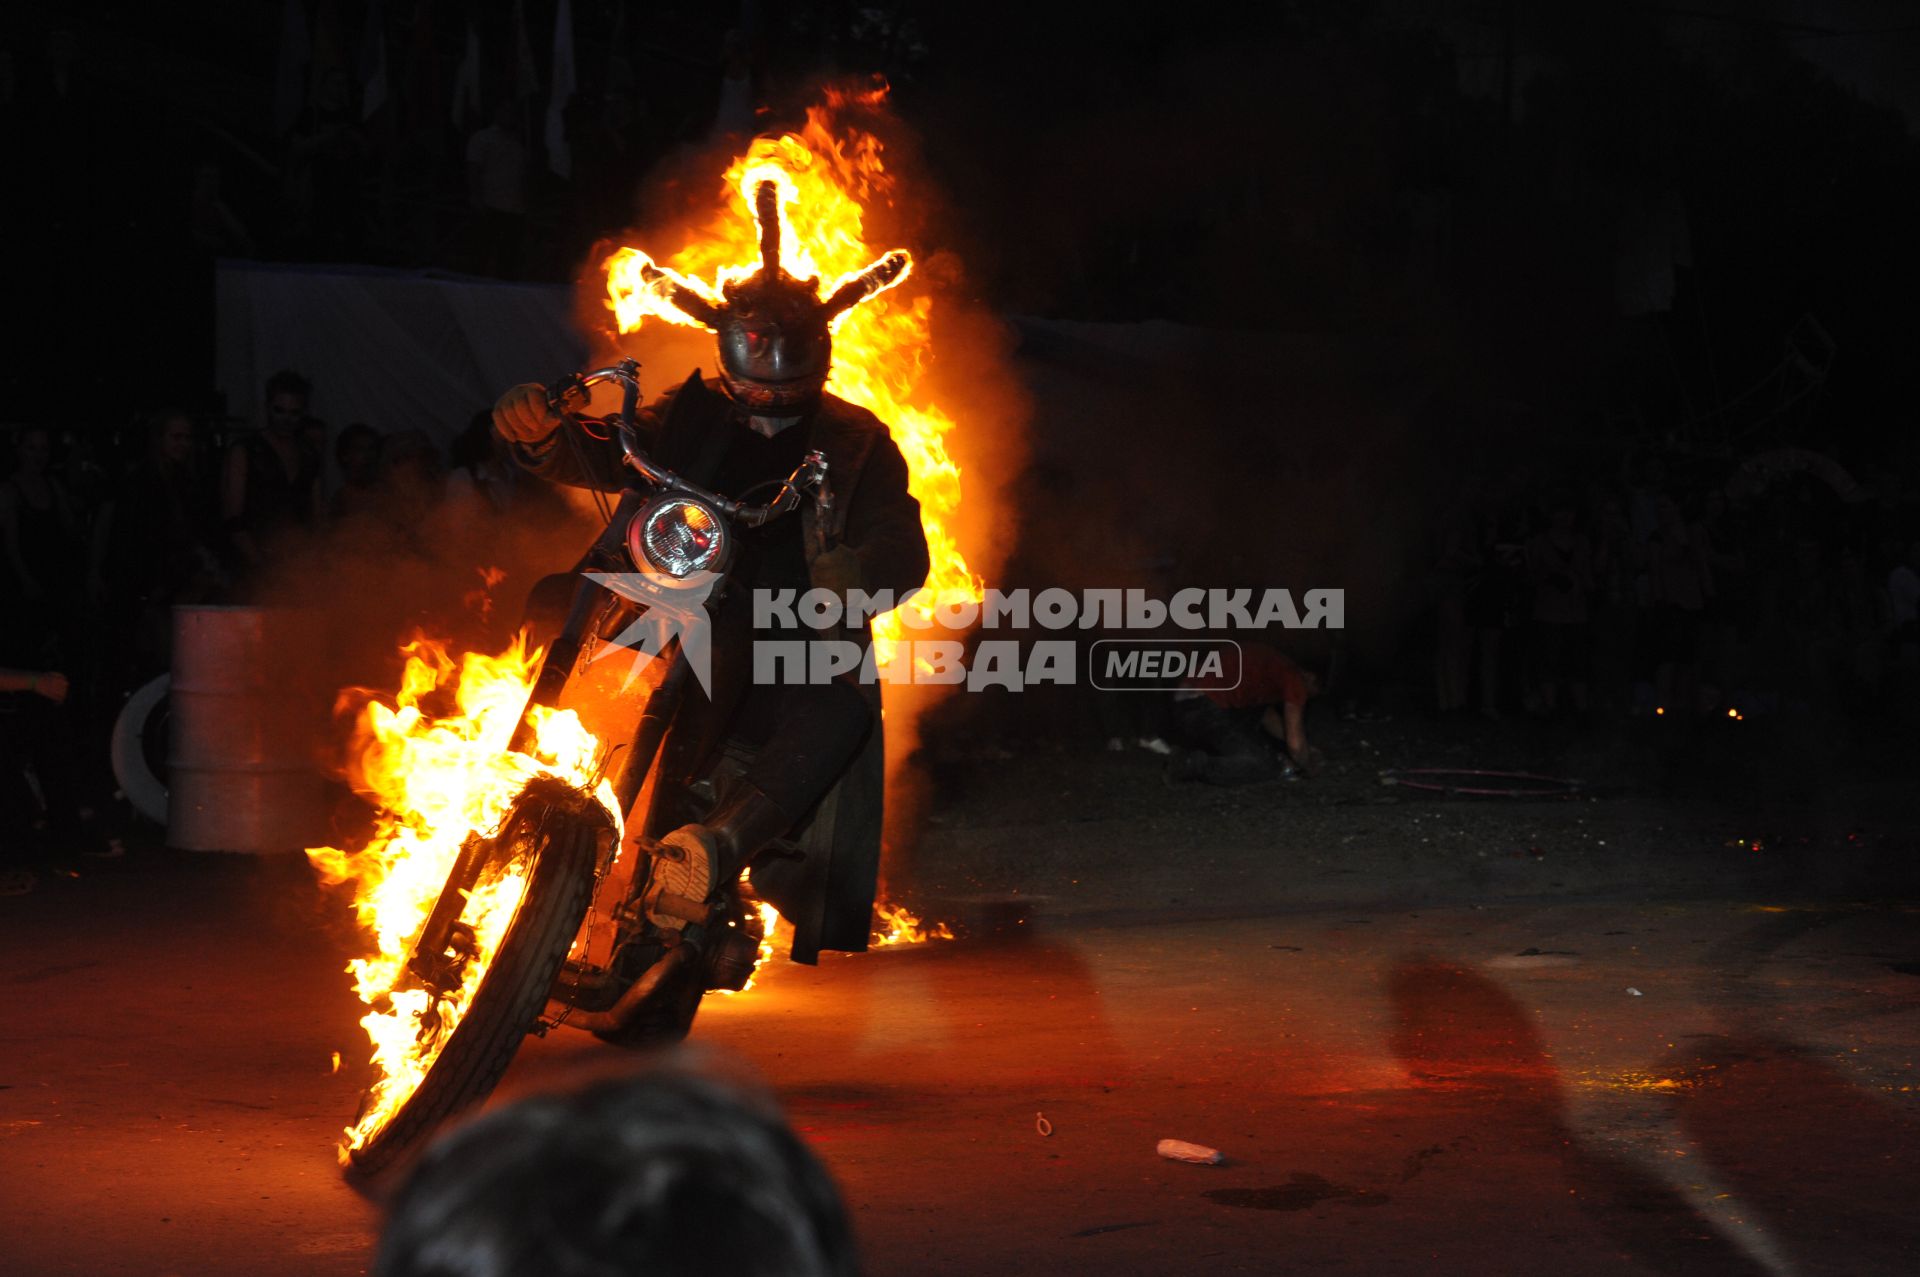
left=342, top=778, right=609, bottom=1180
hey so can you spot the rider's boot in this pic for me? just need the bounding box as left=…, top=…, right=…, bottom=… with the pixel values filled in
left=643, top=783, right=793, bottom=930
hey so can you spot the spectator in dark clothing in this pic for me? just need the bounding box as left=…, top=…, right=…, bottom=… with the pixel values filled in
left=224, top=369, right=323, bottom=586
left=1166, top=641, right=1320, bottom=786
left=447, top=411, right=566, bottom=525
left=285, top=68, right=369, bottom=259
left=1466, top=508, right=1526, bottom=718
left=330, top=422, right=385, bottom=521
left=0, top=667, right=95, bottom=895
left=466, top=99, right=529, bottom=278
left=377, top=429, right=447, bottom=554
left=581, top=88, right=662, bottom=235
left=1525, top=499, right=1596, bottom=717
left=90, top=411, right=222, bottom=681
left=0, top=427, right=81, bottom=667
left=374, top=1064, right=859, bottom=1277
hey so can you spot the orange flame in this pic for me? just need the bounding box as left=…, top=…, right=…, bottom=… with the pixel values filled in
left=307, top=634, right=616, bottom=1158
left=714, top=899, right=787, bottom=998
left=603, top=85, right=982, bottom=669
left=871, top=901, right=955, bottom=946
left=311, top=632, right=947, bottom=1130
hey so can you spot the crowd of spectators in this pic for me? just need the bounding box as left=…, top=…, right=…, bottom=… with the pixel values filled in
left=0, top=370, right=573, bottom=894
left=1095, top=438, right=1920, bottom=793
left=1425, top=451, right=1920, bottom=730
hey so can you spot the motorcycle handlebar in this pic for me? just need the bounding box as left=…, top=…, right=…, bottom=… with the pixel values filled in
left=547, top=359, right=829, bottom=526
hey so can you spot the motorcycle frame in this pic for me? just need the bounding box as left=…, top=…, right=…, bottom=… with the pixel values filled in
left=406, top=359, right=827, bottom=997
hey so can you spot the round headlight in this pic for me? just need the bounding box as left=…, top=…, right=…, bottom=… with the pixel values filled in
left=628, top=496, right=728, bottom=578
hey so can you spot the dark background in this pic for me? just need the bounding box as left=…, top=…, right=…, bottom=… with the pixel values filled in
left=2, top=0, right=1918, bottom=777
left=5, top=0, right=1917, bottom=435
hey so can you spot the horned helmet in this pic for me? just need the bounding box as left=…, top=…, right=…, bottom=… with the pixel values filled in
left=643, top=179, right=910, bottom=417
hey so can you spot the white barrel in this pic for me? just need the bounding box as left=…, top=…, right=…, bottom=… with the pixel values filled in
left=166, top=606, right=327, bottom=852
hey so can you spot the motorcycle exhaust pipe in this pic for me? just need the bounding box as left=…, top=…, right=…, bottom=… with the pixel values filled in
left=551, top=944, right=694, bottom=1034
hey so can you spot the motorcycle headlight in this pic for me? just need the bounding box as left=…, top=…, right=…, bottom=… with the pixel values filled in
left=628, top=495, right=728, bottom=578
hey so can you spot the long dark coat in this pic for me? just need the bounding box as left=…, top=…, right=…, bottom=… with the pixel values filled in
left=511, top=371, right=929, bottom=961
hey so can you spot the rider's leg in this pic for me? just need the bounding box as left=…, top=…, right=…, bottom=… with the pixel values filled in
left=646, top=676, right=871, bottom=926
left=737, top=676, right=871, bottom=817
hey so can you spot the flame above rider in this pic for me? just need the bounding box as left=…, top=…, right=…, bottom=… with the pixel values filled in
left=490, top=183, right=928, bottom=954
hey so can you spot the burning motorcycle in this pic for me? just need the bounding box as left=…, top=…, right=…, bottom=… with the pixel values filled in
left=334, top=359, right=842, bottom=1177
left=323, top=148, right=947, bottom=1176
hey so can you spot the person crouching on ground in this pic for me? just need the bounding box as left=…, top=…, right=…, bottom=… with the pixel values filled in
left=1166, top=641, right=1321, bottom=786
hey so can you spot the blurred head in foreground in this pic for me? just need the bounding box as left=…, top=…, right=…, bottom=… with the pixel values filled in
left=374, top=1067, right=858, bottom=1277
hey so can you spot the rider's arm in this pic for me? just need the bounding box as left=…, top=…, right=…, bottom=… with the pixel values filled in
left=835, top=432, right=930, bottom=601
left=492, top=382, right=644, bottom=493
left=510, top=420, right=631, bottom=492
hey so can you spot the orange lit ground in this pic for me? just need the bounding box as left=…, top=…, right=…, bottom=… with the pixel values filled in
left=1, top=855, right=1916, bottom=1276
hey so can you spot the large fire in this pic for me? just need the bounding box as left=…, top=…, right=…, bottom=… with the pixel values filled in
left=312, top=631, right=949, bottom=1151
left=312, top=93, right=964, bottom=1154
left=307, top=635, right=617, bottom=1158
left=604, top=84, right=982, bottom=666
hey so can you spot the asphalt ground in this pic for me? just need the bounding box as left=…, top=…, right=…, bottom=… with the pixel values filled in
left=2, top=833, right=1915, bottom=1276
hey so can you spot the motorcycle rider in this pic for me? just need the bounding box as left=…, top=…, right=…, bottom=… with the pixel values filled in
left=492, top=182, right=928, bottom=960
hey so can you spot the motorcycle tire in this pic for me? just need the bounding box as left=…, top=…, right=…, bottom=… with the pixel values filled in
left=344, top=783, right=607, bottom=1181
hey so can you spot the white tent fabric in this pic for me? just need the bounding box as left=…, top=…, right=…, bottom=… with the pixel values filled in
left=215, top=262, right=588, bottom=445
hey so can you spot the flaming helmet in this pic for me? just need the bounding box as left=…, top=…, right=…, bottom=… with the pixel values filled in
left=643, top=180, right=910, bottom=416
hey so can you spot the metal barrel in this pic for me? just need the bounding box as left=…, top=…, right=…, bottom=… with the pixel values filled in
left=166, top=606, right=327, bottom=853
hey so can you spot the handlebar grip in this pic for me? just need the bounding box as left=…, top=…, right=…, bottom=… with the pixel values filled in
left=547, top=373, right=589, bottom=415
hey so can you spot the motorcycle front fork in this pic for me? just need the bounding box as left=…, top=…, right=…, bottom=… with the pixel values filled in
left=413, top=492, right=640, bottom=991
left=413, top=497, right=739, bottom=1002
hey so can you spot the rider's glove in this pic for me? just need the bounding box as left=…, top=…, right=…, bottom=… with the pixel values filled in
left=492, top=383, right=561, bottom=446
